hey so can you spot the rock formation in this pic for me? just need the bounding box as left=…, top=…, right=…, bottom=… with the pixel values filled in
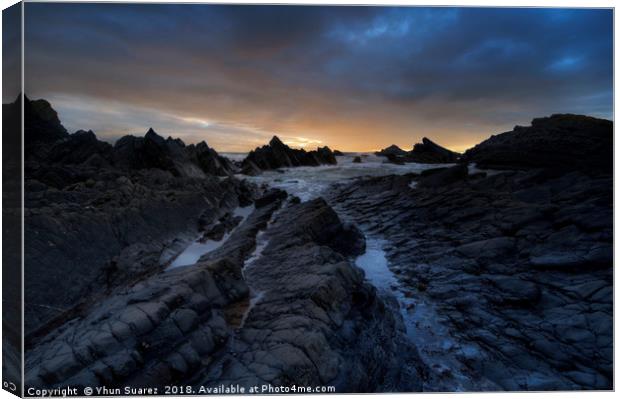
left=112, top=129, right=233, bottom=178
left=462, top=114, right=613, bottom=172
left=24, top=96, right=69, bottom=150
left=48, top=130, right=113, bottom=166
left=186, top=141, right=235, bottom=177
left=241, top=136, right=337, bottom=175
left=377, top=138, right=460, bottom=164
left=375, top=144, right=407, bottom=157
left=21, top=96, right=245, bottom=338
left=25, top=195, right=425, bottom=392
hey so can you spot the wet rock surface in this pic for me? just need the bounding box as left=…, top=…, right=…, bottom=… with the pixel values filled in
left=328, top=166, right=612, bottom=390
left=22, top=96, right=247, bottom=338
left=199, top=198, right=424, bottom=392
left=25, top=171, right=249, bottom=337
left=24, top=194, right=282, bottom=390
left=25, top=196, right=425, bottom=392
left=241, top=136, right=337, bottom=175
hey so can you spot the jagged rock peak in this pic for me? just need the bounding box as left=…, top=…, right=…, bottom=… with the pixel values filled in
left=23, top=95, right=69, bottom=148
left=269, top=135, right=285, bottom=147
left=166, top=136, right=186, bottom=148
left=413, top=137, right=459, bottom=158
left=24, top=97, right=64, bottom=129
left=241, top=135, right=337, bottom=175
left=377, top=137, right=459, bottom=164
left=376, top=144, right=407, bottom=156
left=145, top=127, right=164, bottom=141
left=194, top=141, right=210, bottom=149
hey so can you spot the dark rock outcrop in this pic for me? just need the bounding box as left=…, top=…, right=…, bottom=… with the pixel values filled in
left=20, top=95, right=235, bottom=179
left=353, top=156, right=362, bottom=163
left=418, top=164, right=469, bottom=188
left=25, top=170, right=250, bottom=338
left=241, top=136, right=337, bottom=174
left=21, top=98, right=247, bottom=338
left=48, top=130, right=114, bottom=165
left=316, top=145, right=338, bottom=164
left=24, top=96, right=68, bottom=146
left=375, top=144, right=407, bottom=157
left=377, top=138, right=460, bottom=164
left=409, top=137, right=460, bottom=163
left=186, top=141, right=234, bottom=177
left=112, top=129, right=233, bottom=178
left=462, top=114, right=613, bottom=173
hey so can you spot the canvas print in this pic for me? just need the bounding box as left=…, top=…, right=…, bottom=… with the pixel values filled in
left=1, top=1, right=614, bottom=396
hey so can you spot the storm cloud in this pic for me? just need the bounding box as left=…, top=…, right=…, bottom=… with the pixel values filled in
left=22, top=4, right=612, bottom=152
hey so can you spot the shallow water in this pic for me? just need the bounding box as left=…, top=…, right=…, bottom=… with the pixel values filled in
left=168, top=205, right=255, bottom=269
left=354, top=239, right=398, bottom=294
left=355, top=237, right=494, bottom=391
left=235, top=200, right=290, bottom=332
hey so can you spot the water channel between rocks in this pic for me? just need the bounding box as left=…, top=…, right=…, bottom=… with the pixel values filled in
left=171, top=155, right=495, bottom=390
left=168, top=204, right=255, bottom=269
left=238, top=155, right=498, bottom=391
left=353, top=236, right=493, bottom=391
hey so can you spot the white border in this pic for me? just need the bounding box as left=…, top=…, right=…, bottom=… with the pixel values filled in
left=0, top=2, right=616, bottom=399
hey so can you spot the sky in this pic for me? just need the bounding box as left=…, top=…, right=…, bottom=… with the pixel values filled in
left=19, top=3, right=613, bottom=152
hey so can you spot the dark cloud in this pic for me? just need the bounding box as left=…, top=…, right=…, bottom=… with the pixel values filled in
left=23, top=4, right=612, bottom=152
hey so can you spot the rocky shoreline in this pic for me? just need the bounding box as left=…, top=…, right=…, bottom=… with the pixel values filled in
left=15, top=95, right=613, bottom=392
left=25, top=193, right=426, bottom=392
left=327, top=116, right=613, bottom=390
left=329, top=167, right=612, bottom=390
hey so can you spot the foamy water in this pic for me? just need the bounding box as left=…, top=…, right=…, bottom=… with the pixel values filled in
left=238, top=154, right=452, bottom=201
left=220, top=152, right=248, bottom=162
